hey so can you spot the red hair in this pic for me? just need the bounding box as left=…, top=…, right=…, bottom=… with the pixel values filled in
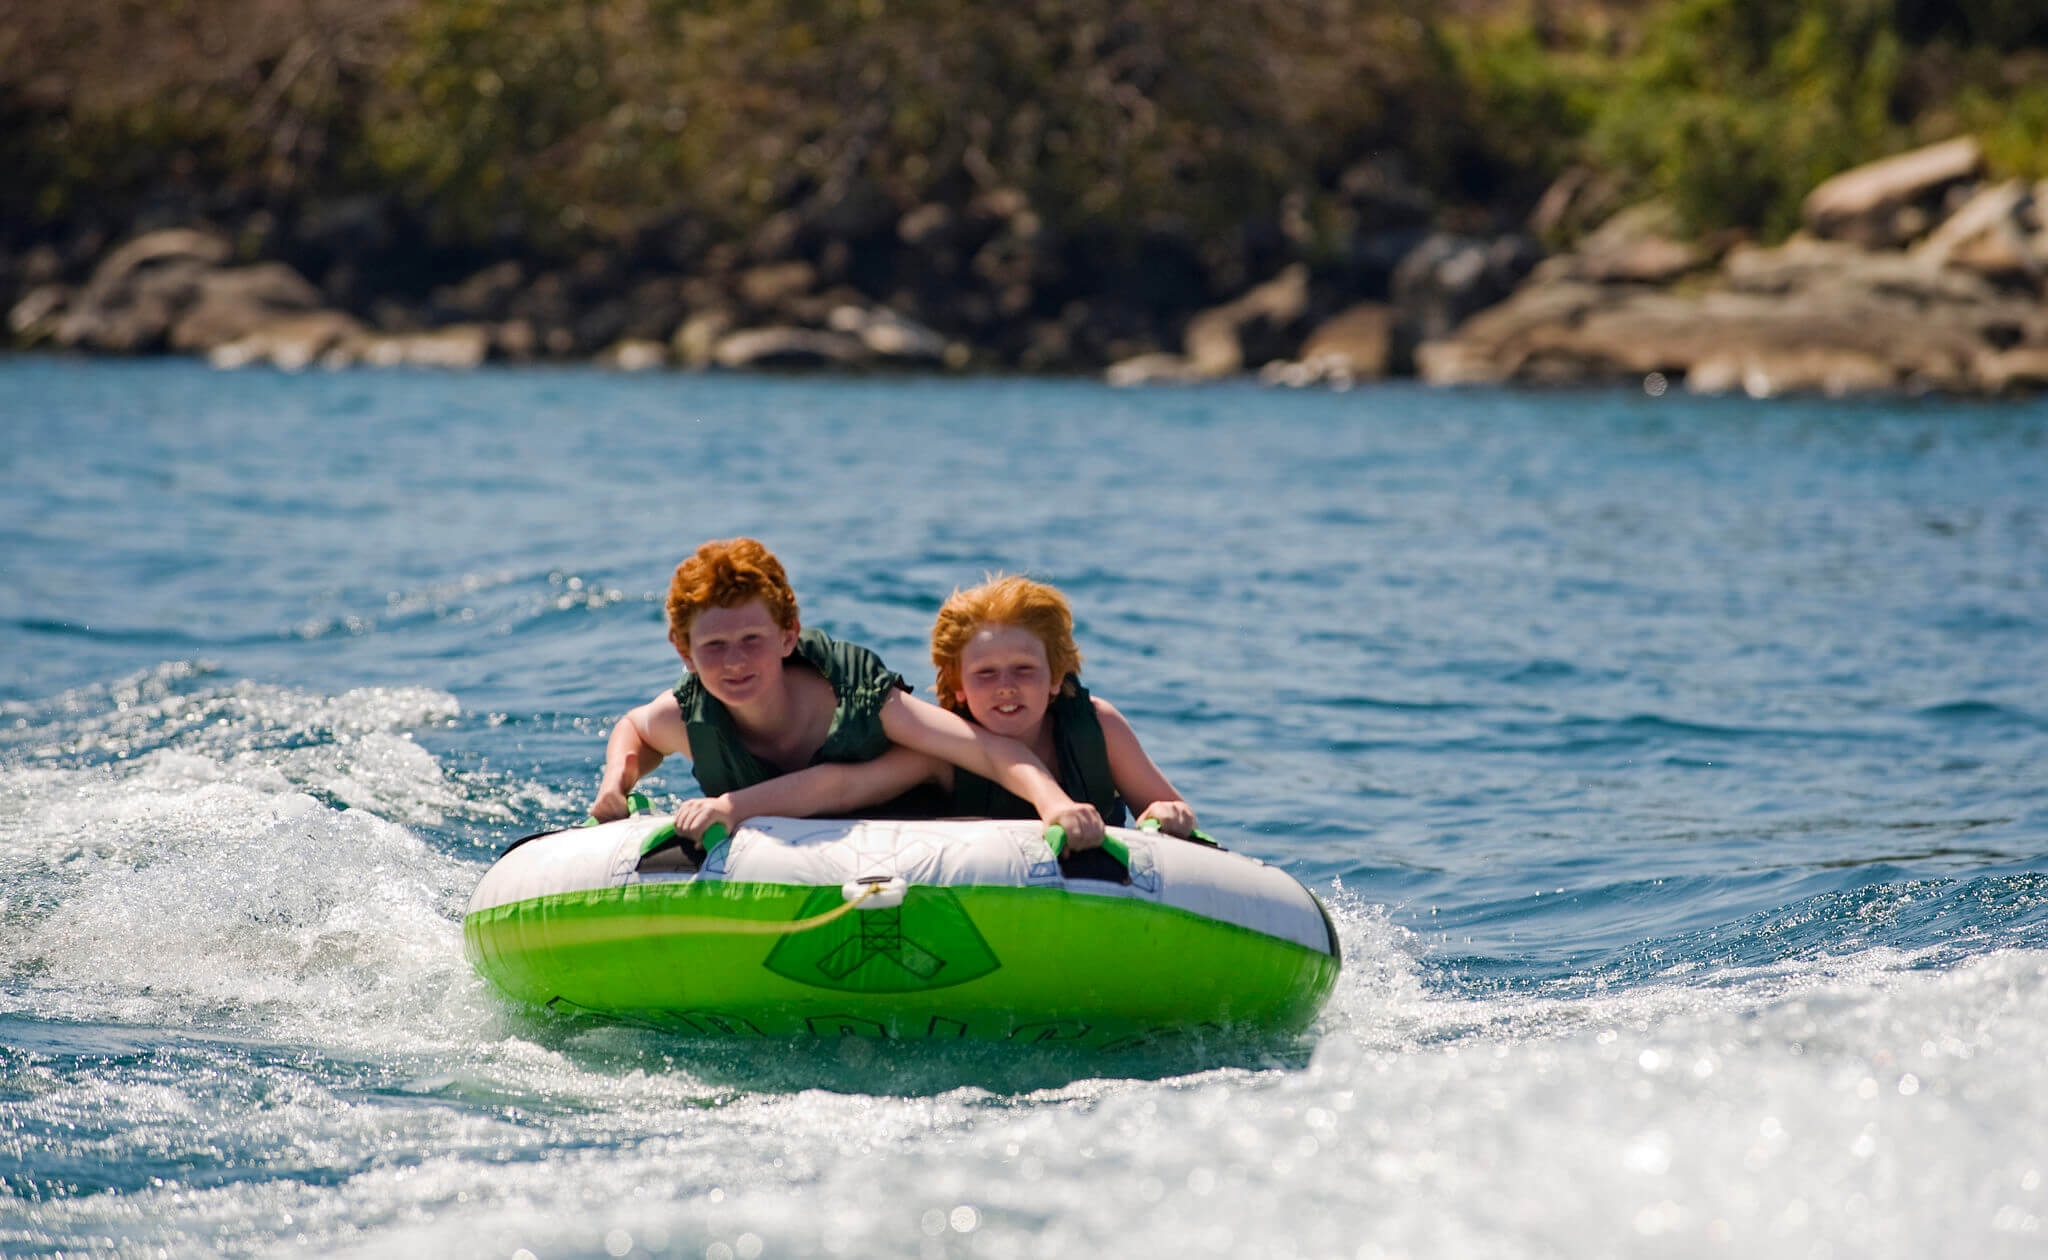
left=930, top=575, right=1082, bottom=710
left=666, top=538, right=799, bottom=642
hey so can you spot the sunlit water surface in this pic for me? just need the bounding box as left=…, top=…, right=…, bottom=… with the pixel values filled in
left=3, top=359, right=2046, bottom=1258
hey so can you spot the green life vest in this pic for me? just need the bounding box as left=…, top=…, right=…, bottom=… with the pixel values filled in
left=673, top=628, right=908, bottom=797
left=948, top=680, right=1127, bottom=826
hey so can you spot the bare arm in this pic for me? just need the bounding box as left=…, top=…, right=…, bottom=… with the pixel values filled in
left=670, top=745, right=946, bottom=838
left=879, top=692, right=1105, bottom=846
left=590, top=691, right=691, bottom=821
left=1096, top=697, right=1198, bottom=838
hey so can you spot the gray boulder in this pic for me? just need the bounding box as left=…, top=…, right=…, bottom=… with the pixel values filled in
left=1913, top=180, right=2044, bottom=287
left=599, top=339, right=669, bottom=371
left=38, top=229, right=341, bottom=358
left=1532, top=201, right=1713, bottom=286
left=1802, top=136, right=1983, bottom=248
left=8, top=284, right=71, bottom=344
left=1301, top=301, right=1394, bottom=374
left=493, top=319, right=540, bottom=360
left=88, top=228, right=231, bottom=284
left=355, top=325, right=493, bottom=370
left=1104, top=351, right=1206, bottom=387
left=1259, top=301, right=1396, bottom=386
left=52, top=228, right=233, bottom=353
left=1181, top=263, right=1311, bottom=377
left=168, top=263, right=326, bottom=352
left=827, top=305, right=949, bottom=363
left=1977, top=347, right=2048, bottom=393
left=711, top=326, right=869, bottom=369
left=1392, top=233, right=1543, bottom=345
left=671, top=309, right=736, bottom=368
left=207, top=311, right=368, bottom=371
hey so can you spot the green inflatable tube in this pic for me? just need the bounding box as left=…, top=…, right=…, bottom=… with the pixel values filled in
left=465, top=812, right=1341, bottom=1048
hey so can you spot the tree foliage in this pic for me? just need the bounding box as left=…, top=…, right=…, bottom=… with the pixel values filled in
left=1, top=0, right=2043, bottom=267
left=357, top=0, right=1498, bottom=255
left=1581, top=0, right=2046, bottom=234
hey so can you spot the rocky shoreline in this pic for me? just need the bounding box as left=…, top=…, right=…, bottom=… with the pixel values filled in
left=8, top=138, right=2046, bottom=397
left=1410, top=139, right=2048, bottom=398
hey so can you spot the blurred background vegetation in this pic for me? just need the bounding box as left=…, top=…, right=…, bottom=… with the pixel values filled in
left=3, top=0, right=2044, bottom=296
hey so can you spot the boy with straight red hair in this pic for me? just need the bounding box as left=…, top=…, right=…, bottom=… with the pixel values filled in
left=928, top=574, right=1196, bottom=836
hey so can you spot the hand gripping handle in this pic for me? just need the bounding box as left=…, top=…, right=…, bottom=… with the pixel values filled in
left=1042, top=823, right=1132, bottom=871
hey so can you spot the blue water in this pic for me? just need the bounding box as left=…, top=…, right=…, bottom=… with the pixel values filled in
left=3, top=357, right=2047, bottom=1257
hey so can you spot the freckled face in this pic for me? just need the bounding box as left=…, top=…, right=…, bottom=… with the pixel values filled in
left=678, top=600, right=797, bottom=706
left=955, top=624, right=1059, bottom=741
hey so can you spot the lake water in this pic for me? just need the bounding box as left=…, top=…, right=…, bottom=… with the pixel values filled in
left=3, top=357, right=2046, bottom=1258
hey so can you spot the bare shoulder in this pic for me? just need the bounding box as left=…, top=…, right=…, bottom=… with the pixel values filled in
left=632, top=689, right=692, bottom=755
left=1092, top=692, right=1182, bottom=806
left=1091, top=694, right=1137, bottom=734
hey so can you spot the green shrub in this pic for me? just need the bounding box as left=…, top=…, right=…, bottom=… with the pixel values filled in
left=360, top=0, right=1478, bottom=257
left=1578, top=0, right=2044, bottom=238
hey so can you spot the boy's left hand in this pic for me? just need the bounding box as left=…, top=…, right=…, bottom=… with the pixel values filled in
left=1136, top=799, right=1197, bottom=838
left=1048, top=802, right=1105, bottom=849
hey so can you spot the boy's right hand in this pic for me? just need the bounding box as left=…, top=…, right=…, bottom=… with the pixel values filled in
left=1135, top=799, right=1197, bottom=838
left=590, top=748, right=641, bottom=823
left=589, top=785, right=634, bottom=823
left=1047, top=802, right=1105, bottom=850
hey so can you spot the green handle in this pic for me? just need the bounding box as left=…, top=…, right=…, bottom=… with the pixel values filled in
left=1137, top=817, right=1220, bottom=847
left=1102, top=834, right=1132, bottom=867
left=1042, top=823, right=1131, bottom=870
left=639, top=818, right=729, bottom=859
